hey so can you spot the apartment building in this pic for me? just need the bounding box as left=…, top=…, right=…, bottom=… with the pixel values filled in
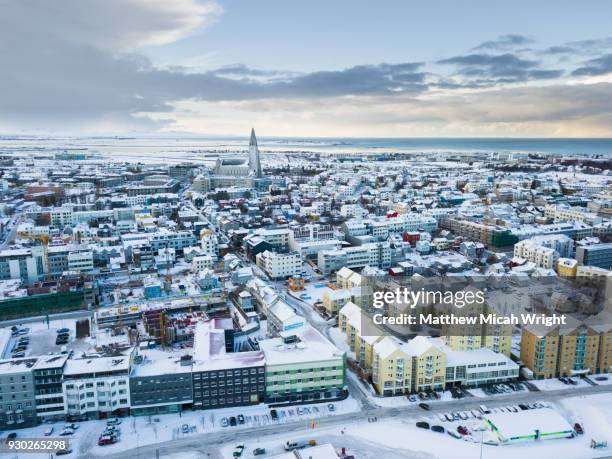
left=256, top=250, right=302, bottom=280
left=32, top=354, right=69, bottom=422
left=0, top=358, right=38, bottom=429
left=62, top=356, right=131, bottom=419
left=440, top=295, right=512, bottom=357
left=576, top=243, right=612, bottom=269
left=288, top=224, right=341, bottom=257
left=317, top=242, right=391, bottom=275
left=339, top=301, right=382, bottom=371
left=129, top=351, right=193, bottom=416
left=260, top=325, right=346, bottom=405
left=335, top=267, right=363, bottom=289
left=199, top=230, right=219, bottom=258
left=545, top=205, right=603, bottom=226
left=520, top=316, right=606, bottom=379
left=191, top=322, right=266, bottom=410
left=192, top=255, right=214, bottom=272
left=0, top=247, right=45, bottom=284
left=322, top=287, right=363, bottom=315
left=371, top=336, right=446, bottom=396
left=150, top=230, right=197, bottom=252
left=514, top=241, right=558, bottom=269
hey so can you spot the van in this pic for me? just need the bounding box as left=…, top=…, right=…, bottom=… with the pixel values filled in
left=285, top=440, right=316, bottom=451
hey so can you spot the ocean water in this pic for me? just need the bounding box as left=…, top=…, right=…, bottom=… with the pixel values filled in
left=1, top=136, right=612, bottom=160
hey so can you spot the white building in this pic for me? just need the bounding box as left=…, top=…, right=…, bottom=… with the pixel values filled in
left=192, top=255, right=214, bottom=272
left=256, top=250, right=302, bottom=279
left=317, top=242, right=391, bottom=274
left=63, top=356, right=131, bottom=419
left=514, top=239, right=560, bottom=269
left=67, top=250, right=94, bottom=273
left=199, top=230, right=219, bottom=259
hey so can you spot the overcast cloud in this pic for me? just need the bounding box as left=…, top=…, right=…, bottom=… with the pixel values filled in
left=1, top=1, right=612, bottom=136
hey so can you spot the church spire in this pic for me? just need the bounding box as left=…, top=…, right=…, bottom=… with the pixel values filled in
left=248, top=128, right=262, bottom=178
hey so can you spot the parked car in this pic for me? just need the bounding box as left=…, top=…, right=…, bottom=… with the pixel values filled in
left=574, top=423, right=584, bottom=435
left=107, top=418, right=121, bottom=426
left=431, top=425, right=445, bottom=433
left=237, top=414, right=245, bottom=424
left=221, top=417, right=229, bottom=427
left=59, top=429, right=74, bottom=436
left=232, top=444, right=245, bottom=457
left=229, top=416, right=237, bottom=426
left=419, top=402, right=430, bottom=411
left=270, top=409, right=278, bottom=421
left=181, top=424, right=190, bottom=434
left=98, top=436, right=117, bottom=446
left=457, top=426, right=469, bottom=436
left=65, top=423, right=79, bottom=431
left=5, top=433, right=17, bottom=443
left=252, top=447, right=266, bottom=456
left=44, top=427, right=54, bottom=436
left=416, top=421, right=430, bottom=429
left=284, top=439, right=316, bottom=451
left=56, top=449, right=73, bottom=456
left=327, top=403, right=335, bottom=412
left=518, top=404, right=529, bottom=411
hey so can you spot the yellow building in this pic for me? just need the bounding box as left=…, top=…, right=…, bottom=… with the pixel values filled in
left=521, top=316, right=602, bottom=378
left=336, top=267, right=362, bottom=289
left=584, top=310, right=612, bottom=374
left=557, top=258, right=578, bottom=277
left=339, top=301, right=382, bottom=370
left=440, top=287, right=512, bottom=357
left=323, top=286, right=362, bottom=315
left=372, top=336, right=446, bottom=395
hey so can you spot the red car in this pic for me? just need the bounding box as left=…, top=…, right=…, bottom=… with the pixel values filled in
left=457, top=426, right=469, bottom=436
left=574, top=423, right=583, bottom=435
left=98, top=436, right=117, bottom=446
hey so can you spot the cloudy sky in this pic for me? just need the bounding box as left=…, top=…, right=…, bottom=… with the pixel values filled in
left=2, top=0, right=612, bottom=137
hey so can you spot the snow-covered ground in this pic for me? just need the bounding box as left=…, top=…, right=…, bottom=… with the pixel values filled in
left=293, top=282, right=333, bottom=307
left=2, top=398, right=360, bottom=458
left=222, top=396, right=612, bottom=459
left=530, top=377, right=591, bottom=391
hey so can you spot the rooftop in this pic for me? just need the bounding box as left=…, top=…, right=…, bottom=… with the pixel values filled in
left=259, top=324, right=344, bottom=366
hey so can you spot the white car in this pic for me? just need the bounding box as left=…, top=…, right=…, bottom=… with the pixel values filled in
left=44, top=427, right=54, bottom=436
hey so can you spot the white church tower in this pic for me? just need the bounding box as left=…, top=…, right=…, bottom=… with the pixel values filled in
left=248, top=128, right=262, bottom=178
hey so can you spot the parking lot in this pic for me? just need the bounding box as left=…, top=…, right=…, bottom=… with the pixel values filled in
left=414, top=400, right=579, bottom=445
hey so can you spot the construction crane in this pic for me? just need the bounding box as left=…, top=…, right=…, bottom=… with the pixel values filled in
left=17, top=231, right=50, bottom=278
left=482, top=174, right=495, bottom=250
left=164, top=242, right=172, bottom=293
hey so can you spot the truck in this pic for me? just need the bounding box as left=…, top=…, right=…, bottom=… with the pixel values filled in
left=284, top=439, right=317, bottom=451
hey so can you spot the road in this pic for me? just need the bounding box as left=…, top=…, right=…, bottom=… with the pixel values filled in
left=96, top=382, right=612, bottom=459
